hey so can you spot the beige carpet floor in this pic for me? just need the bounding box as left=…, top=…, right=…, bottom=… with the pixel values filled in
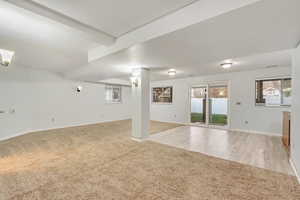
left=0, top=120, right=299, bottom=200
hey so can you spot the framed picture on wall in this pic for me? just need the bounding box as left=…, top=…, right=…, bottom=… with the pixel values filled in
left=105, top=84, right=122, bottom=103
left=152, top=87, right=173, bottom=103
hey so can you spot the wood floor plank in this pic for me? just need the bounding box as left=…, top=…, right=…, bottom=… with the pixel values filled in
left=149, top=126, right=294, bottom=175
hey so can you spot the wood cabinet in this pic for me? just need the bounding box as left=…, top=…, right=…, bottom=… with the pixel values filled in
left=282, top=111, right=291, bottom=153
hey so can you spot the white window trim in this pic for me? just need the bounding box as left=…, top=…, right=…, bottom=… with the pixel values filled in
left=255, top=77, right=292, bottom=107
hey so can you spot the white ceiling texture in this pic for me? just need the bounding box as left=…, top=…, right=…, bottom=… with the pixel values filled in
left=1, top=0, right=300, bottom=81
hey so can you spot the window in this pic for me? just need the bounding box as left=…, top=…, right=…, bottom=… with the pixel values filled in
left=105, top=85, right=121, bottom=103
left=152, top=87, right=173, bottom=103
left=256, top=78, right=291, bottom=106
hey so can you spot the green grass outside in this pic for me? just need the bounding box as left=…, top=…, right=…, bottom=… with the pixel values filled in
left=191, top=113, right=227, bottom=125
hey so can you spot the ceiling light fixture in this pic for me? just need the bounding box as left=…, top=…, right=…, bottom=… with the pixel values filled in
left=130, top=76, right=139, bottom=87
left=130, top=68, right=141, bottom=88
left=168, top=69, right=176, bottom=76
left=0, top=49, right=15, bottom=67
left=221, top=62, right=233, bottom=69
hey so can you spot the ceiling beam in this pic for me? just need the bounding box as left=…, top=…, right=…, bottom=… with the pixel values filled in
left=88, top=0, right=262, bottom=62
left=3, top=0, right=116, bottom=46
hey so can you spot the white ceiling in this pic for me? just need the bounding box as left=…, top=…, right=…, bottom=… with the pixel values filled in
left=0, top=0, right=299, bottom=81
left=100, top=49, right=292, bottom=84
left=32, top=0, right=198, bottom=37
left=0, top=1, right=99, bottom=72
left=150, top=50, right=292, bottom=80
left=66, top=0, right=300, bottom=81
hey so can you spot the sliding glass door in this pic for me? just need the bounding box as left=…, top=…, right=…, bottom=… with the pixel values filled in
left=190, top=86, right=207, bottom=125
left=190, top=83, right=229, bottom=128
left=208, top=85, right=228, bottom=127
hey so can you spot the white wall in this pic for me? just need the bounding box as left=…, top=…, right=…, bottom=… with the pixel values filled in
left=0, top=65, right=293, bottom=141
left=291, top=45, right=300, bottom=176
left=0, top=66, right=132, bottom=141
left=151, top=67, right=291, bottom=135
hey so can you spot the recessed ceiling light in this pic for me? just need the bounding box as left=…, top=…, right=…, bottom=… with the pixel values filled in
left=221, top=62, right=233, bottom=69
left=168, top=69, right=176, bottom=76
left=0, top=49, right=15, bottom=67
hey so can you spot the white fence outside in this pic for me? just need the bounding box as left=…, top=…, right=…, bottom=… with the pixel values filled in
left=191, top=98, right=228, bottom=115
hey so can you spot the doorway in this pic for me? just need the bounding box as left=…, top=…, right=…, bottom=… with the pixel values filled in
left=190, top=83, right=229, bottom=129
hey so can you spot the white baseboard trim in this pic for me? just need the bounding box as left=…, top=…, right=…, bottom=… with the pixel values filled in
left=131, top=137, right=148, bottom=142
left=0, top=118, right=131, bottom=142
left=151, top=120, right=188, bottom=126
left=229, top=129, right=281, bottom=137
left=0, top=131, right=31, bottom=142
left=290, top=158, right=300, bottom=184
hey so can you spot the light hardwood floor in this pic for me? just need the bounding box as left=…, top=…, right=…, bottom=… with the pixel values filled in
left=149, top=126, right=294, bottom=176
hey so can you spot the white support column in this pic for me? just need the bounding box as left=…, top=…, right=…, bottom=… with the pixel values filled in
left=131, top=68, right=150, bottom=141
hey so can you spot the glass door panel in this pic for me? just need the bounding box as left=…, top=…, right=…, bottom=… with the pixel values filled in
left=190, top=87, right=207, bottom=124
left=208, top=85, right=228, bottom=126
